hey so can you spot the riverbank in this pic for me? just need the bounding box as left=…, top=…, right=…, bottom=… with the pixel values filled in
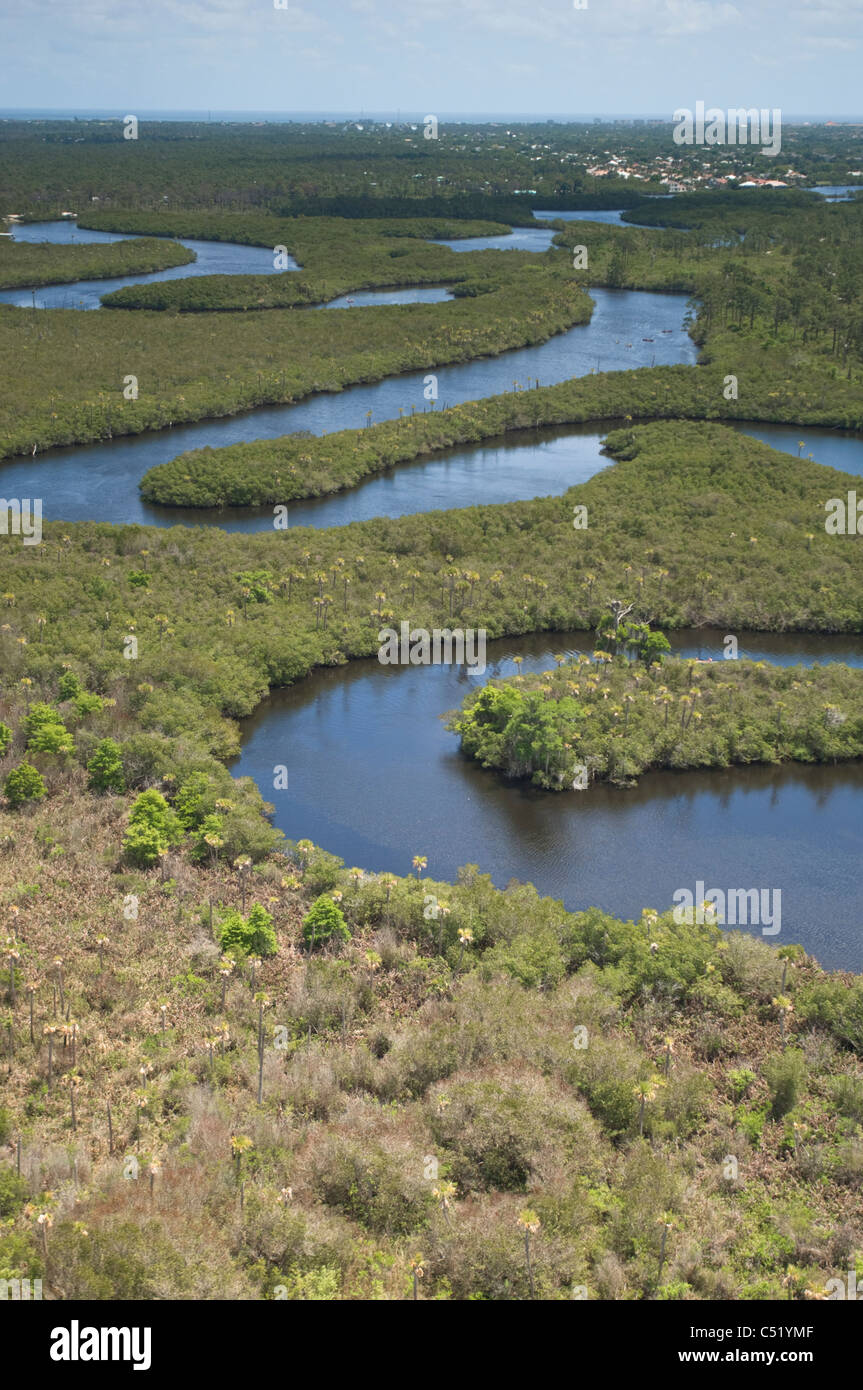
left=0, top=235, right=196, bottom=290
left=0, top=257, right=588, bottom=460
left=139, top=361, right=863, bottom=508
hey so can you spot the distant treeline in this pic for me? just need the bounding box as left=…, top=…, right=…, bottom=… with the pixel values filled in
left=621, top=187, right=829, bottom=229
left=272, top=194, right=541, bottom=224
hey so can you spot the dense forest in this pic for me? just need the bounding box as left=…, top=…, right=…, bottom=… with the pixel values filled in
left=1, top=118, right=860, bottom=214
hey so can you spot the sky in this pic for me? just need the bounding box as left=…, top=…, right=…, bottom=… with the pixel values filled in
left=0, top=0, right=860, bottom=118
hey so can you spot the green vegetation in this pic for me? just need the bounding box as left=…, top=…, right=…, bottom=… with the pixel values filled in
left=0, top=235, right=195, bottom=290
left=0, top=784, right=861, bottom=1300
left=87, top=738, right=126, bottom=793
left=1, top=118, right=857, bottom=217
left=3, top=762, right=46, bottom=808
left=449, top=650, right=863, bottom=788
left=0, top=243, right=586, bottom=461
left=303, top=895, right=351, bottom=950
left=140, top=360, right=863, bottom=508
left=2, top=126, right=862, bottom=1302
left=219, top=903, right=278, bottom=959
left=121, top=790, right=184, bottom=867
left=136, top=194, right=863, bottom=508
left=2, top=424, right=863, bottom=836
left=93, top=211, right=509, bottom=311
left=0, top=421, right=858, bottom=892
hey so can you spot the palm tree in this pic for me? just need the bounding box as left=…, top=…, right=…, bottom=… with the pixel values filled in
left=696, top=570, right=712, bottom=606
left=432, top=1180, right=457, bottom=1227
left=634, top=1078, right=659, bottom=1137
left=772, top=994, right=795, bottom=1044
left=230, top=1133, right=253, bottom=1179
left=234, top=856, right=252, bottom=914
left=517, top=1209, right=540, bottom=1298
left=26, top=978, right=38, bottom=1044
left=456, top=927, right=473, bottom=973
left=219, top=957, right=235, bottom=1011
left=6, top=945, right=19, bottom=1005
left=412, top=855, right=427, bottom=879
left=43, top=1024, right=58, bottom=1086
left=67, top=1074, right=82, bottom=1132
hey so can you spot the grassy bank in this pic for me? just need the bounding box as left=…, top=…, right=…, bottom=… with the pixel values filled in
left=0, top=254, right=587, bottom=461
left=0, top=423, right=861, bottom=836
left=87, top=211, right=509, bottom=312
left=139, top=361, right=863, bottom=508
left=0, top=236, right=196, bottom=291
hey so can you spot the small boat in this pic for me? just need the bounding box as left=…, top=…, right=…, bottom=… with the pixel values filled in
left=642, top=337, right=654, bottom=342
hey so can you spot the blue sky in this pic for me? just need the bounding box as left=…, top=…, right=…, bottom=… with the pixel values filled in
left=1, top=0, right=860, bottom=117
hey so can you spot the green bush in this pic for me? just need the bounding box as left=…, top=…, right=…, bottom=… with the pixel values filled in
left=23, top=702, right=73, bottom=755
left=763, top=1050, right=806, bottom=1120
left=0, top=722, right=11, bottom=758
left=312, top=1139, right=431, bottom=1235
left=173, top=771, right=213, bottom=829
left=218, top=903, right=278, bottom=958
left=121, top=789, right=182, bottom=865
left=87, top=738, right=126, bottom=794
left=302, top=895, right=350, bottom=950
left=73, top=691, right=104, bottom=717
left=728, top=1067, right=757, bottom=1100
left=57, top=671, right=83, bottom=701
left=798, top=977, right=863, bottom=1052
left=0, top=1166, right=29, bottom=1218
left=121, top=822, right=165, bottom=867
left=831, top=1074, right=863, bottom=1124
left=3, top=762, right=46, bottom=809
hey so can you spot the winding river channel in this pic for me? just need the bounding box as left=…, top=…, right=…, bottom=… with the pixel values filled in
left=3, top=218, right=862, bottom=968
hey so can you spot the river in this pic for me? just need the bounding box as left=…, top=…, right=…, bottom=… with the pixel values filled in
left=0, top=285, right=697, bottom=528
left=233, top=628, right=863, bottom=972
left=2, top=219, right=861, bottom=968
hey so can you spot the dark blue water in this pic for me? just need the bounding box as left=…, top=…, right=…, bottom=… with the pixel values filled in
left=429, top=227, right=557, bottom=253
left=5, top=219, right=863, bottom=969
left=812, top=185, right=863, bottom=200
left=233, top=627, right=863, bottom=972
left=319, top=286, right=454, bottom=309
left=533, top=208, right=660, bottom=229
left=0, top=286, right=697, bottom=528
